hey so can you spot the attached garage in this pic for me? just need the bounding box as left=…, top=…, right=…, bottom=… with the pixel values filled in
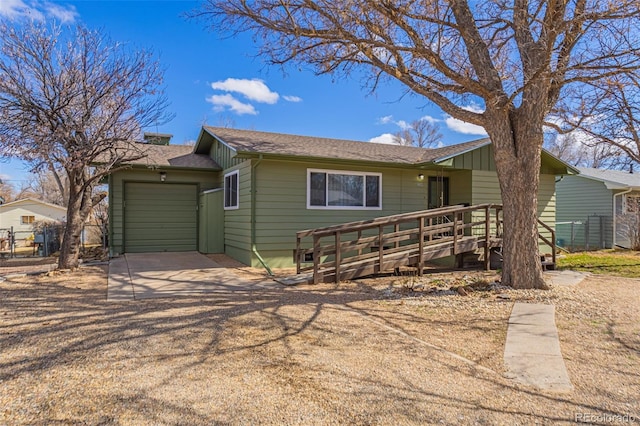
left=124, top=182, right=199, bottom=252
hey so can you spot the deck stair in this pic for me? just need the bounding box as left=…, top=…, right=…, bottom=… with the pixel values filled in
left=295, top=204, right=556, bottom=284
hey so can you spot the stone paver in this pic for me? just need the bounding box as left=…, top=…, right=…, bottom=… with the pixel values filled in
left=504, top=303, right=573, bottom=392
left=544, top=270, right=589, bottom=287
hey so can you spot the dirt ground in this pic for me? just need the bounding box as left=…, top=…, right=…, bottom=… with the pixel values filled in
left=1, top=264, right=638, bottom=425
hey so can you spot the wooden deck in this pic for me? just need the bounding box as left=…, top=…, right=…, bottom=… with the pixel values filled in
left=295, top=204, right=555, bottom=284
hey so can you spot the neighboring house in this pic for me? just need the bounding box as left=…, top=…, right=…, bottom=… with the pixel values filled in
left=557, top=167, right=640, bottom=250
left=109, top=126, right=576, bottom=269
left=0, top=198, right=67, bottom=238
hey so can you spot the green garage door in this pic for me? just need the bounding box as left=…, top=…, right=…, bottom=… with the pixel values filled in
left=124, top=183, right=198, bottom=252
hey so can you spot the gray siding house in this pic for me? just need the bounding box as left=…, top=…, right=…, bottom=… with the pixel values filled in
left=109, top=127, right=575, bottom=269
left=556, top=167, right=640, bottom=249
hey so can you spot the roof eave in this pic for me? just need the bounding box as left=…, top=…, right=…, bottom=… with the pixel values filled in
left=430, top=139, right=492, bottom=164
left=572, top=171, right=636, bottom=189
left=0, top=197, right=66, bottom=210
left=193, top=127, right=211, bottom=154
left=122, top=163, right=222, bottom=172
left=234, top=150, right=421, bottom=167
left=541, top=148, right=580, bottom=175
left=201, top=127, right=239, bottom=156
left=603, top=182, right=640, bottom=191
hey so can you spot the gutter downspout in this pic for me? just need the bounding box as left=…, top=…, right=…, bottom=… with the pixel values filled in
left=613, top=188, right=632, bottom=248
left=251, top=154, right=273, bottom=276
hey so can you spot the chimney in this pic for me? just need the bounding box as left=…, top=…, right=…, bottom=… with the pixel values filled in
left=143, top=132, right=173, bottom=145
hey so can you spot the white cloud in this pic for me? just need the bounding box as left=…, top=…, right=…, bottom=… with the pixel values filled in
left=444, top=117, right=488, bottom=135
left=377, top=115, right=393, bottom=125
left=461, top=102, right=484, bottom=114
left=283, top=95, right=302, bottom=102
left=206, top=94, right=257, bottom=115
left=45, top=2, right=78, bottom=23
left=378, top=106, right=488, bottom=137
left=211, top=78, right=279, bottom=104
left=0, top=0, right=43, bottom=20
left=208, top=78, right=302, bottom=115
left=419, top=115, right=439, bottom=124
left=377, top=115, right=438, bottom=130
left=0, top=0, right=77, bottom=22
left=396, top=120, right=411, bottom=130
left=443, top=103, right=488, bottom=136
left=369, top=133, right=399, bottom=145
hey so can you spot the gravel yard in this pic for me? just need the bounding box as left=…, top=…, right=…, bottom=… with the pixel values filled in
left=1, top=265, right=638, bottom=425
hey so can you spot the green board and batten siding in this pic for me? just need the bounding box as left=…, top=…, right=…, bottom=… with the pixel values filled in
left=447, top=144, right=557, bottom=253
left=109, top=168, right=217, bottom=256
left=449, top=144, right=568, bottom=175
left=209, top=134, right=245, bottom=171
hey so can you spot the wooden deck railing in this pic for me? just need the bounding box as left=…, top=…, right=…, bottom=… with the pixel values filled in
left=537, top=218, right=557, bottom=265
left=492, top=206, right=557, bottom=266
left=295, top=204, right=504, bottom=284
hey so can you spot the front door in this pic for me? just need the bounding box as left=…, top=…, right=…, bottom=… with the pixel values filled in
left=428, top=176, right=449, bottom=209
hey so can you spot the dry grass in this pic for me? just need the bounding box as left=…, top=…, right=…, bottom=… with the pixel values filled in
left=1, top=266, right=638, bottom=425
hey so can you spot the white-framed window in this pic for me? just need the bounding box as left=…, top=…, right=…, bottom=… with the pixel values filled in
left=307, top=169, right=382, bottom=210
left=21, top=215, right=35, bottom=224
left=224, top=170, right=239, bottom=210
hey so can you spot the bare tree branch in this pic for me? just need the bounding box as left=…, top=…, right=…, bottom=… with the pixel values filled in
left=0, top=22, right=172, bottom=268
left=394, top=119, right=443, bottom=148
left=193, top=0, right=640, bottom=289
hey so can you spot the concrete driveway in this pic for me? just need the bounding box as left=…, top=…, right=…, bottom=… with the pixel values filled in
left=107, top=252, right=268, bottom=301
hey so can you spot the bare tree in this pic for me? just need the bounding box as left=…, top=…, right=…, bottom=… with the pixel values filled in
left=195, top=0, right=640, bottom=289
left=0, top=177, right=15, bottom=204
left=18, top=169, right=69, bottom=206
left=552, top=73, right=640, bottom=172
left=394, top=119, right=442, bottom=148
left=544, top=132, right=632, bottom=170
left=0, top=22, right=171, bottom=269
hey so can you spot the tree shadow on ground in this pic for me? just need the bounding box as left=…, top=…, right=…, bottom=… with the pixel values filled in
left=0, top=267, right=637, bottom=424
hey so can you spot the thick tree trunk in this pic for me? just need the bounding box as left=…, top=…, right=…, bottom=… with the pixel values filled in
left=58, top=177, right=93, bottom=269
left=58, top=165, right=104, bottom=269
left=58, top=186, right=83, bottom=269
left=488, top=111, right=548, bottom=289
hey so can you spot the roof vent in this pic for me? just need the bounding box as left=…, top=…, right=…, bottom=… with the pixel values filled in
left=143, top=132, right=173, bottom=145
left=630, top=164, right=634, bottom=174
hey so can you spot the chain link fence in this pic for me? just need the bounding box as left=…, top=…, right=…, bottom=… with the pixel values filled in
left=556, top=214, right=609, bottom=251
left=0, top=223, right=107, bottom=259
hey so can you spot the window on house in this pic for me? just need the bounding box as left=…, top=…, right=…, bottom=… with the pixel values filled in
left=224, top=170, right=239, bottom=209
left=428, top=176, right=449, bottom=209
left=21, top=215, right=35, bottom=224
left=307, top=169, right=381, bottom=209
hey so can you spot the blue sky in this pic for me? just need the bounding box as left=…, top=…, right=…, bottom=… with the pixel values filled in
left=0, top=0, right=488, bottom=188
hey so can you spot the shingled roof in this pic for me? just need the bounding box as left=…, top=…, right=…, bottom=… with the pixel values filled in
left=576, top=167, right=640, bottom=189
left=123, top=143, right=220, bottom=170
left=203, top=126, right=490, bottom=165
